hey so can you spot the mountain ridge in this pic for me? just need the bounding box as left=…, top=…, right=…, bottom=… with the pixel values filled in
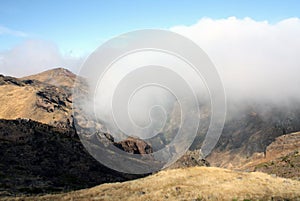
left=0, top=69, right=76, bottom=127
left=21, top=67, right=77, bottom=88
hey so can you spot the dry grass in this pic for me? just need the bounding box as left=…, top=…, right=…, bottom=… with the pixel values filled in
left=0, top=85, right=36, bottom=119
left=0, top=85, right=69, bottom=125
left=4, top=167, right=300, bottom=201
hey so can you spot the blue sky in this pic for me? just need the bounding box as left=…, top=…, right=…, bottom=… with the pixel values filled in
left=1, top=0, right=300, bottom=55
left=0, top=0, right=300, bottom=101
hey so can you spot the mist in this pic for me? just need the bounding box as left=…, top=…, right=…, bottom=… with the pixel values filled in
left=171, top=17, right=300, bottom=103
left=2, top=17, right=300, bottom=144
left=2, top=17, right=300, bottom=103
left=0, top=39, right=83, bottom=77
left=72, top=17, right=300, bottom=147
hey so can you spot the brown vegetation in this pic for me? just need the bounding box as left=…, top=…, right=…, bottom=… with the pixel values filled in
left=5, top=167, right=300, bottom=201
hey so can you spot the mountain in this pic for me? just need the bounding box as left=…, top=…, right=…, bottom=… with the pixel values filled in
left=197, top=101, right=300, bottom=168
left=4, top=167, right=300, bottom=201
left=1, top=68, right=300, bottom=199
left=0, top=67, right=91, bottom=129
left=152, top=98, right=300, bottom=170
left=21, top=68, right=77, bottom=88
left=2, top=69, right=300, bottom=165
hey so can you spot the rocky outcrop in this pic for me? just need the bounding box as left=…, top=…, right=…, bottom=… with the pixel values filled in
left=114, top=137, right=153, bottom=155
left=167, top=150, right=210, bottom=169
left=0, top=74, right=35, bottom=87
left=36, top=97, right=55, bottom=112
left=35, top=86, right=72, bottom=113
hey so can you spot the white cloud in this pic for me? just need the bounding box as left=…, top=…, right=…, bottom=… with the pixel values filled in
left=171, top=17, right=300, bottom=102
left=1, top=17, right=300, bottom=102
left=0, top=40, right=84, bottom=77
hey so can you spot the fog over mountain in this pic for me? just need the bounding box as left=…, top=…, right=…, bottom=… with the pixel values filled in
left=171, top=17, right=300, bottom=102
left=1, top=17, right=300, bottom=151
left=2, top=0, right=300, bottom=198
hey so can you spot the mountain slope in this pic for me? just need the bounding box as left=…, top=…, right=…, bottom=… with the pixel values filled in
left=0, top=71, right=74, bottom=127
left=0, top=119, right=141, bottom=196
left=249, top=132, right=300, bottom=180
left=255, top=150, right=300, bottom=180
left=206, top=102, right=300, bottom=168
left=6, top=167, right=300, bottom=201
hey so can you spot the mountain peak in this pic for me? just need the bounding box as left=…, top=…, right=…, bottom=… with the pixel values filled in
left=45, top=67, right=75, bottom=75
left=22, top=67, right=77, bottom=88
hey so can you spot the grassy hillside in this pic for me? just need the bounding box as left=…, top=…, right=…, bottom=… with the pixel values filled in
left=255, top=150, right=300, bottom=180
left=5, top=167, right=300, bottom=201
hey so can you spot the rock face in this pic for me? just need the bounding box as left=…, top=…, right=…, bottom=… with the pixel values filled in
left=35, top=85, right=72, bottom=113
left=114, top=137, right=153, bottom=155
left=0, top=119, right=142, bottom=196
left=92, top=132, right=154, bottom=155
left=167, top=150, right=210, bottom=169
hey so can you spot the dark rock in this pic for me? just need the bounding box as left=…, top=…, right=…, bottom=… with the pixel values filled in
left=114, top=137, right=153, bottom=155
left=167, top=150, right=210, bottom=169
left=22, top=79, right=34, bottom=85
left=35, top=86, right=72, bottom=113
left=36, top=97, right=55, bottom=112
left=0, top=75, right=24, bottom=86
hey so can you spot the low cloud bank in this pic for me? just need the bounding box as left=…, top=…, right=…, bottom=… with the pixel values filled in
left=1, top=17, right=300, bottom=103
left=171, top=17, right=300, bottom=102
